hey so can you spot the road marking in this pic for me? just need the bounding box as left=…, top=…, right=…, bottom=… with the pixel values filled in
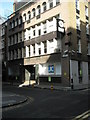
left=72, top=110, right=90, bottom=120
left=83, top=113, right=90, bottom=119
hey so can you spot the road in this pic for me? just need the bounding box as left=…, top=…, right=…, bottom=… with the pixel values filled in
left=2, top=85, right=90, bottom=119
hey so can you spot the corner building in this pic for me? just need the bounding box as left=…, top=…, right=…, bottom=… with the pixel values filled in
left=7, top=0, right=90, bottom=89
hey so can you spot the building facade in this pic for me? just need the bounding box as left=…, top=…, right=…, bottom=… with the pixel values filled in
left=0, top=16, right=7, bottom=82
left=3, top=0, right=90, bottom=89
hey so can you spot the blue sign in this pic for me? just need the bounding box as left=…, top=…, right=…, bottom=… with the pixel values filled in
left=48, top=65, right=54, bottom=73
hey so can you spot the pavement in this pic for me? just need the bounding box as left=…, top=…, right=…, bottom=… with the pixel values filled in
left=33, top=83, right=71, bottom=91
left=2, top=92, right=27, bottom=108
left=3, top=81, right=72, bottom=91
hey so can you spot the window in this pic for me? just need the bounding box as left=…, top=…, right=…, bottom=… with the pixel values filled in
left=12, top=20, right=15, bottom=28
left=32, top=44, right=35, bottom=54
left=28, top=28, right=31, bottom=39
left=76, top=16, right=80, bottom=30
left=32, top=8, right=35, bottom=18
left=36, top=5, right=41, bottom=19
left=9, top=51, right=11, bottom=60
left=43, top=41, right=47, bottom=53
left=56, top=0, right=60, bottom=5
left=10, top=22, right=12, bottom=28
left=42, top=2, right=46, bottom=12
left=43, top=22, right=47, bottom=34
left=49, top=0, right=53, bottom=8
left=9, top=36, right=11, bottom=46
left=23, top=13, right=26, bottom=22
left=86, top=23, right=89, bottom=34
left=16, top=18, right=18, bottom=26
left=37, top=5, right=41, bottom=15
left=28, top=45, right=30, bottom=56
left=88, top=62, right=90, bottom=80
left=33, top=30, right=35, bottom=36
left=16, top=33, right=18, bottom=43
left=76, top=0, right=79, bottom=10
left=78, top=61, right=82, bottom=83
left=28, top=11, right=31, bottom=20
left=39, top=48, right=41, bottom=55
left=12, top=22, right=14, bottom=28
left=18, top=49, right=22, bottom=58
left=77, top=37, right=81, bottom=53
left=16, top=50, right=18, bottom=59
left=38, top=29, right=41, bottom=36
left=23, top=30, right=26, bottom=40
left=85, top=6, right=88, bottom=17
left=87, top=43, right=90, bottom=55
left=23, top=47, right=26, bottom=57
left=19, top=16, right=22, bottom=25
left=19, top=32, right=22, bottom=42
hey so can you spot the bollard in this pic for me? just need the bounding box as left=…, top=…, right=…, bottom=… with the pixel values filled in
left=51, top=85, right=53, bottom=90
left=71, top=79, right=73, bottom=90
left=32, top=84, right=34, bottom=88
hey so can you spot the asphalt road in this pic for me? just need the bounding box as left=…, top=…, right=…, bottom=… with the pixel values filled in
left=2, top=85, right=90, bottom=119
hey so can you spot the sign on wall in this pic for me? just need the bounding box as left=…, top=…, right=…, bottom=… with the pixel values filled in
left=57, top=19, right=65, bottom=37
left=48, top=65, right=54, bottom=73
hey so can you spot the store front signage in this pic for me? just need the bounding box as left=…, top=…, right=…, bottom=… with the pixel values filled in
left=48, top=65, right=54, bottom=73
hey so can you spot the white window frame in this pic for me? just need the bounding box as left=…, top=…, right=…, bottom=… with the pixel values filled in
left=77, top=38, right=81, bottom=53
left=76, top=16, right=80, bottom=30
left=76, top=0, right=79, bottom=10
left=42, top=2, right=47, bottom=12
left=48, top=0, right=53, bottom=9
left=86, top=23, right=89, bottom=35
left=85, top=6, right=88, bottom=17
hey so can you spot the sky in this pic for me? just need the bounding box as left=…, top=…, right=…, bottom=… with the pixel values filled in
left=0, top=0, right=14, bottom=18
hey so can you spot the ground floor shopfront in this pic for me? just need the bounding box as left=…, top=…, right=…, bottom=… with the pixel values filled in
left=7, top=53, right=90, bottom=89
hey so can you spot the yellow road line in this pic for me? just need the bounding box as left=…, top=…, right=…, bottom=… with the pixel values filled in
left=72, top=110, right=90, bottom=120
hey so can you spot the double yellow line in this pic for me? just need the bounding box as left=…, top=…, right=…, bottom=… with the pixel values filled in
left=72, top=110, right=90, bottom=120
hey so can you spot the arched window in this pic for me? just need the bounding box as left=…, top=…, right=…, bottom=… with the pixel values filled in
left=48, top=0, right=53, bottom=9
left=28, top=11, right=31, bottom=20
left=23, top=13, right=26, bottom=22
left=42, top=2, right=46, bottom=12
left=12, top=20, right=15, bottom=28
left=32, top=8, right=35, bottom=18
left=19, top=16, right=22, bottom=25
left=16, top=18, right=18, bottom=26
left=37, top=5, right=41, bottom=15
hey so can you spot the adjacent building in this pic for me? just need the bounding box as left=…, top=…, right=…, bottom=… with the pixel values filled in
left=2, top=0, right=90, bottom=89
left=0, top=16, right=7, bottom=82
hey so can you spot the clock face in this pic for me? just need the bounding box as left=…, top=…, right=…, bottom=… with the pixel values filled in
left=59, top=21, right=64, bottom=28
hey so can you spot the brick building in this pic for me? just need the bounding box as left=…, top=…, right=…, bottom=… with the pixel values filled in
left=2, top=0, right=90, bottom=89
